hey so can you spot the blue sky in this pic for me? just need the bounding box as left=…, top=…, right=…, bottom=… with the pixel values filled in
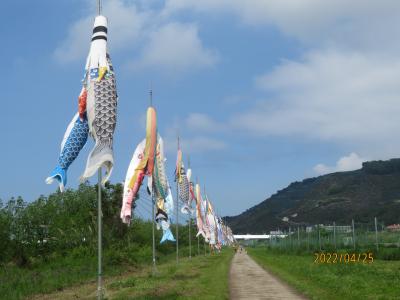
left=2, top=0, right=400, bottom=216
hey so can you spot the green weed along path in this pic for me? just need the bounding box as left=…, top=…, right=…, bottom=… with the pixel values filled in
left=31, top=249, right=234, bottom=300
left=248, top=248, right=400, bottom=300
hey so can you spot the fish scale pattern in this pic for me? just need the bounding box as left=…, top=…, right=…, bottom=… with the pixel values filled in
left=154, top=144, right=168, bottom=200
left=93, top=68, right=117, bottom=146
left=59, top=118, right=89, bottom=169
left=178, top=169, right=190, bottom=204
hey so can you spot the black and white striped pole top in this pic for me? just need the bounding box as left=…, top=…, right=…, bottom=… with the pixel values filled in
left=92, top=16, right=108, bottom=42
left=85, top=15, right=109, bottom=73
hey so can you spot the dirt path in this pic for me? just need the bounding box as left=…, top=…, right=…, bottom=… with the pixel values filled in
left=229, top=251, right=308, bottom=300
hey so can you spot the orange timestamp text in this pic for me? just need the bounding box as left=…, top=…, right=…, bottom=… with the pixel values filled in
left=314, top=252, right=373, bottom=264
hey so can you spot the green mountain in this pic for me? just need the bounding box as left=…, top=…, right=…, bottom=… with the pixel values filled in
left=224, top=159, right=400, bottom=234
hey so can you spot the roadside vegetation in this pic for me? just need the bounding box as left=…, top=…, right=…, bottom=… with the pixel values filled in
left=29, top=249, right=234, bottom=300
left=247, top=247, right=400, bottom=300
left=0, top=183, right=232, bottom=299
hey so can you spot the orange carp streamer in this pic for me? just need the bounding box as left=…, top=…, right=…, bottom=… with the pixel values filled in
left=121, top=106, right=157, bottom=224
left=78, top=88, right=87, bottom=120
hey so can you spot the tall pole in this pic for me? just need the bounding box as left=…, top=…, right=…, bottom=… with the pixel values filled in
left=96, top=2, right=102, bottom=298
left=196, top=177, right=200, bottom=256
left=352, top=219, right=356, bottom=250
left=176, top=180, right=179, bottom=264
left=318, top=225, right=321, bottom=251
left=198, top=236, right=200, bottom=255
left=297, top=227, right=300, bottom=247
left=204, top=185, right=208, bottom=256
left=149, top=85, right=153, bottom=107
left=188, top=157, right=192, bottom=260
left=147, top=87, right=157, bottom=275
left=176, top=136, right=180, bottom=265
left=97, top=0, right=102, bottom=15
left=374, top=217, right=379, bottom=252
left=189, top=217, right=192, bottom=259
left=97, top=168, right=102, bottom=300
left=152, top=193, right=157, bottom=275
left=333, top=222, right=337, bottom=250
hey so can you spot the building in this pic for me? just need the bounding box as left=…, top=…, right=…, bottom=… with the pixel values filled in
left=386, top=224, right=400, bottom=232
left=306, top=224, right=351, bottom=233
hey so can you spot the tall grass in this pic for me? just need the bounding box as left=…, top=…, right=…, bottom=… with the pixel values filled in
left=0, top=220, right=207, bottom=300
left=248, top=247, right=400, bottom=300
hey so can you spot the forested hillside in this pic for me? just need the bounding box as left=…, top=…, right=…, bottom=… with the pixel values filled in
left=225, top=159, right=400, bottom=233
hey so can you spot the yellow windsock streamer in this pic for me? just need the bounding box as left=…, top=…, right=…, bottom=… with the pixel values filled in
left=176, top=149, right=182, bottom=183
left=208, top=199, right=214, bottom=214
left=157, top=198, right=164, bottom=210
left=195, top=184, right=202, bottom=212
left=128, top=106, right=157, bottom=188
left=145, top=106, right=157, bottom=175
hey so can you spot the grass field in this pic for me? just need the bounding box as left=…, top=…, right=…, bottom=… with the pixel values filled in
left=247, top=247, right=400, bottom=300
left=104, top=249, right=234, bottom=300
left=0, top=252, right=126, bottom=300
left=2, top=248, right=234, bottom=300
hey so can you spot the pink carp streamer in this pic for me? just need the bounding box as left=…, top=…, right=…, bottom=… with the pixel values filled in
left=120, top=107, right=157, bottom=224
left=175, top=149, right=182, bottom=183
left=195, top=183, right=208, bottom=240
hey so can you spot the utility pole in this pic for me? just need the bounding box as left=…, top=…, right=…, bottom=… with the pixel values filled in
left=188, top=157, right=192, bottom=260
left=352, top=219, right=356, bottom=250
left=152, top=194, right=157, bottom=275
left=374, top=217, right=379, bottom=252
left=333, top=222, right=337, bottom=250
left=318, top=225, right=321, bottom=251
left=97, top=169, right=103, bottom=300
left=297, top=227, right=300, bottom=247
left=176, top=136, right=180, bottom=265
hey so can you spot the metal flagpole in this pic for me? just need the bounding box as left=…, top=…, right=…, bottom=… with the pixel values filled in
left=176, top=137, right=180, bottom=265
left=176, top=180, right=179, bottom=264
left=204, top=185, right=208, bottom=256
left=374, top=217, right=379, bottom=252
left=97, top=0, right=102, bottom=15
left=152, top=193, right=157, bottom=275
left=196, top=176, right=200, bottom=256
left=188, top=157, right=192, bottom=260
left=97, top=168, right=102, bottom=299
left=148, top=88, right=157, bottom=276
left=96, top=1, right=103, bottom=298
left=189, top=217, right=192, bottom=259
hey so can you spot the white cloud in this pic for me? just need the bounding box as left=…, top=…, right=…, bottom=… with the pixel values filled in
left=130, top=22, right=218, bottom=72
left=185, top=113, right=223, bottom=132
left=160, top=1, right=400, bottom=160
left=54, top=0, right=400, bottom=159
left=54, top=17, right=92, bottom=63
left=54, top=0, right=147, bottom=63
left=313, top=152, right=367, bottom=175
left=232, top=50, right=400, bottom=156
left=162, top=116, right=227, bottom=154
left=161, top=1, right=400, bottom=156
left=54, top=0, right=217, bottom=73
left=163, top=135, right=226, bottom=154
left=182, top=136, right=226, bottom=153
left=164, top=0, right=400, bottom=51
